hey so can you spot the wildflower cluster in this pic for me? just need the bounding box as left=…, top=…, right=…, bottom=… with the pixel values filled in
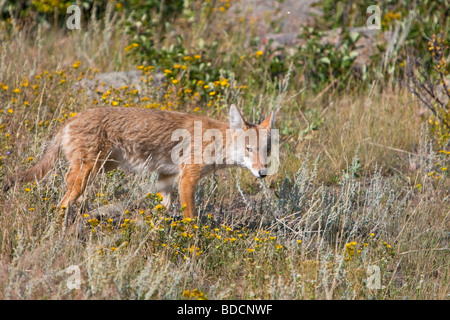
left=344, top=234, right=394, bottom=263
left=382, top=10, right=402, bottom=27
left=427, top=151, right=449, bottom=181
left=182, top=288, right=208, bottom=300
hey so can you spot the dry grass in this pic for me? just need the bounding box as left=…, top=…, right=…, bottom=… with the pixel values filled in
left=0, top=7, right=448, bottom=300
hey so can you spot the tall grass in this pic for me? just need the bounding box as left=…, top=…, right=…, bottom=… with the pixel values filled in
left=0, top=4, right=448, bottom=300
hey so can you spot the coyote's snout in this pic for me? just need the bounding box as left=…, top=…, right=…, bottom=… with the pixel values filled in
left=3, top=104, right=277, bottom=219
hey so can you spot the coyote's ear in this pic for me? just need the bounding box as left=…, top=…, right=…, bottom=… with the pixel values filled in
left=229, top=104, right=247, bottom=130
left=259, top=111, right=275, bottom=130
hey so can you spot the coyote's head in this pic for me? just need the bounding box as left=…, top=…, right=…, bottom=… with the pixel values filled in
left=228, top=104, right=276, bottom=178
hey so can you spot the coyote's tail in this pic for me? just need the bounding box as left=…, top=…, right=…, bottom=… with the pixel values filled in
left=3, top=130, right=63, bottom=192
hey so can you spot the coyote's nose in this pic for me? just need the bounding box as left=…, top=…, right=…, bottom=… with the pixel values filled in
left=258, top=170, right=268, bottom=178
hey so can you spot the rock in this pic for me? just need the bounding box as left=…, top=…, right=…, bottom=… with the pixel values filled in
left=73, top=70, right=165, bottom=98
left=263, top=32, right=303, bottom=50
left=231, top=0, right=321, bottom=34
left=73, top=70, right=142, bottom=93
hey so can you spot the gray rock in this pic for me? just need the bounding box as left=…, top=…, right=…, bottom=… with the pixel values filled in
left=73, top=70, right=165, bottom=98
left=231, top=0, right=321, bottom=34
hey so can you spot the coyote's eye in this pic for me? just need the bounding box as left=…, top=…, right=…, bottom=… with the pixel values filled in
left=246, top=147, right=253, bottom=153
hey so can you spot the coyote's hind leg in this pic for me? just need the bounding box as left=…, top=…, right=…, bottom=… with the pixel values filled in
left=59, top=160, right=98, bottom=210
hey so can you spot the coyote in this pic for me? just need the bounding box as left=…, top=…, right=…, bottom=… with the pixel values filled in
left=3, top=105, right=275, bottom=219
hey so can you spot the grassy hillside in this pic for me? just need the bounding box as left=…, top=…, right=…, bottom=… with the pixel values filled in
left=0, top=0, right=448, bottom=299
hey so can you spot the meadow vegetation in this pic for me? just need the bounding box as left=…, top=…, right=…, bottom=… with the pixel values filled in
left=0, top=0, right=448, bottom=299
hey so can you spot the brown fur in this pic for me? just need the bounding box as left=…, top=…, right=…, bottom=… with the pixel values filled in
left=4, top=106, right=273, bottom=219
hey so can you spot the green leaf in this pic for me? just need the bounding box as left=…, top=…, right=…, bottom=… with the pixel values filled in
left=349, top=31, right=360, bottom=43
left=349, top=51, right=359, bottom=59
left=320, top=57, right=331, bottom=64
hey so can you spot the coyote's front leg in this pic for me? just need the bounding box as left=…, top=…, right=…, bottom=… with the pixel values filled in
left=178, top=165, right=201, bottom=219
